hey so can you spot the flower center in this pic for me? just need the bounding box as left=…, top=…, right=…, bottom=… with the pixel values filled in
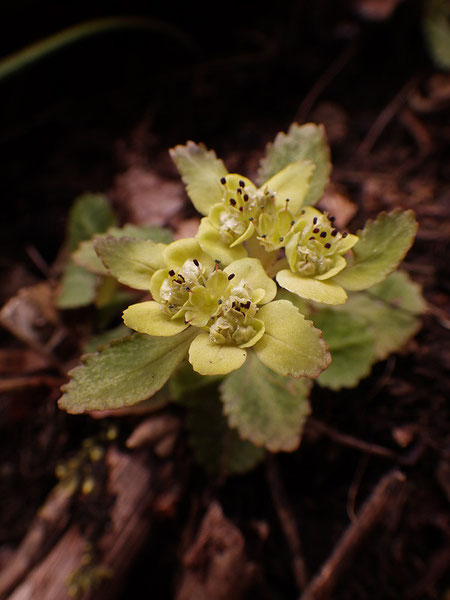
left=208, top=279, right=259, bottom=346
left=159, top=259, right=207, bottom=313
left=288, top=208, right=349, bottom=276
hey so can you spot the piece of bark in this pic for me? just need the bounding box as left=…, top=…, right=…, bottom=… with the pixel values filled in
left=4, top=447, right=160, bottom=600
left=175, top=501, right=256, bottom=600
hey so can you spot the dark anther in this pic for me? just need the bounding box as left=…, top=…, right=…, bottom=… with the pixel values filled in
left=342, top=232, right=348, bottom=238
left=245, top=301, right=251, bottom=309
left=285, top=198, right=290, bottom=203
left=301, top=210, right=305, bottom=214
left=239, top=206, right=243, bottom=212
left=185, top=287, right=191, bottom=292
left=220, top=177, right=226, bottom=184
left=320, top=231, right=327, bottom=238
left=313, top=228, right=320, bottom=234
left=215, top=259, right=221, bottom=264
left=178, top=274, right=185, bottom=281
left=228, top=273, right=235, bottom=280
left=331, top=229, right=338, bottom=237
left=330, top=216, right=335, bottom=222
left=261, top=234, right=267, bottom=238
left=193, top=259, right=199, bottom=266
left=244, top=194, right=249, bottom=201
left=218, top=299, right=223, bottom=304
left=279, top=237, right=284, bottom=242
left=313, top=217, right=318, bottom=225
left=290, top=220, right=295, bottom=226
left=249, top=217, right=254, bottom=221
left=168, top=269, right=175, bottom=276
left=237, top=188, right=242, bottom=194
left=324, top=242, right=331, bottom=249
left=239, top=180, right=245, bottom=187
left=309, top=236, right=316, bottom=241
left=230, top=198, right=236, bottom=206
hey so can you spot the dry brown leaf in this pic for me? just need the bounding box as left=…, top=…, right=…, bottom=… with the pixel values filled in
left=110, top=166, right=185, bottom=226
left=176, top=502, right=256, bottom=600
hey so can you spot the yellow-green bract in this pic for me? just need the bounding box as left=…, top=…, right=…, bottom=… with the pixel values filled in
left=123, top=238, right=331, bottom=378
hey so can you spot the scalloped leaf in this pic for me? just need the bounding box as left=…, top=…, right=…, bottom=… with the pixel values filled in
left=59, top=329, right=195, bottom=414
left=95, top=238, right=167, bottom=290
left=56, top=261, right=100, bottom=309
left=73, top=224, right=172, bottom=274
left=66, top=193, right=117, bottom=252
left=220, top=352, right=312, bottom=452
left=57, top=194, right=117, bottom=308
left=313, top=310, right=376, bottom=390
left=169, top=141, right=228, bottom=216
left=334, top=209, right=417, bottom=291
left=187, top=391, right=266, bottom=475
left=257, top=123, right=331, bottom=207
left=341, top=270, right=426, bottom=361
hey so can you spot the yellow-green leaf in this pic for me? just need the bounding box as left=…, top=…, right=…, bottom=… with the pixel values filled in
left=254, top=300, right=331, bottom=377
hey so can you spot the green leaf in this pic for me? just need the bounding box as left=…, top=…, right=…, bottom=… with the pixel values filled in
left=257, top=123, right=331, bottom=207
left=59, top=329, right=196, bottom=414
left=423, top=0, right=450, bottom=70
left=57, top=194, right=117, bottom=308
left=83, top=324, right=131, bottom=353
left=313, top=310, right=376, bottom=390
left=254, top=300, right=331, bottom=377
left=169, top=362, right=224, bottom=403
left=334, top=209, right=418, bottom=291
left=220, top=352, right=312, bottom=452
left=341, top=271, right=426, bottom=361
left=187, top=392, right=266, bottom=475
left=95, top=238, right=166, bottom=290
left=169, top=141, right=228, bottom=216
left=73, top=224, right=172, bottom=275
left=56, top=261, right=99, bottom=309
left=66, top=193, right=117, bottom=252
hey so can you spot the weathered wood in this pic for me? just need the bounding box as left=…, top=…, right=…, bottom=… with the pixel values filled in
left=4, top=447, right=158, bottom=600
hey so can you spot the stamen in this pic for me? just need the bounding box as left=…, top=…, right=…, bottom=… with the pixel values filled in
left=228, top=273, right=235, bottom=280
left=237, top=188, right=242, bottom=195
left=230, top=198, right=236, bottom=206
left=249, top=217, right=254, bottom=221
left=330, top=216, right=335, bottom=222
left=324, top=242, right=331, bottom=249
left=244, top=194, right=249, bottom=201
left=239, top=206, right=243, bottom=212
left=193, top=259, right=199, bottom=267
left=218, top=299, right=223, bottom=304
left=279, top=237, right=284, bottom=242
left=239, top=180, right=245, bottom=188
left=320, top=231, right=327, bottom=238
left=342, top=232, right=348, bottom=238
left=313, top=228, right=320, bottom=234
left=309, top=236, right=316, bottom=240
left=220, top=177, right=226, bottom=185
left=168, top=269, right=175, bottom=276
left=331, top=229, right=338, bottom=237
left=313, top=217, right=318, bottom=225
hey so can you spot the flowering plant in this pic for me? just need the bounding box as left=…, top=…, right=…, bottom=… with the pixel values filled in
left=58, top=123, right=425, bottom=472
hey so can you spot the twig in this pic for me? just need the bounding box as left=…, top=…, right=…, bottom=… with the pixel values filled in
left=357, top=78, right=419, bottom=159
left=308, top=418, right=397, bottom=461
left=299, top=469, right=407, bottom=600
left=266, top=456, right=308, bottom=591
left=295, top=40, right=357, bottom=123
